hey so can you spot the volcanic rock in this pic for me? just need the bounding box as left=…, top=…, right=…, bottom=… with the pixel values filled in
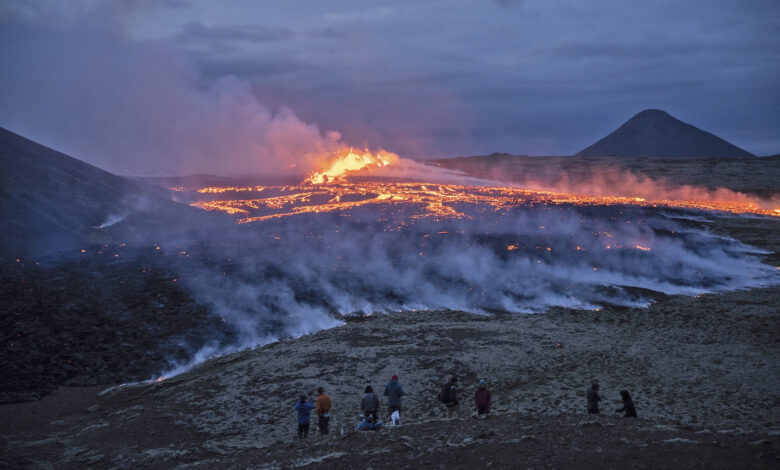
left=0, top=126, right=215, bottom=258
left=575, top=109, right=755, bottom=158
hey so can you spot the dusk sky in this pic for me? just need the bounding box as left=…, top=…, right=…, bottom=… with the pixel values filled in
left=1, top=0, right=778, bottom=175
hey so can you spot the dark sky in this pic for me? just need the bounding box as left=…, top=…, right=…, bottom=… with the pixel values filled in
left=1, top=0, right=778, bottom=175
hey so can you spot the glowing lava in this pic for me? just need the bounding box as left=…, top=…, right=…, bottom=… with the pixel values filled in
left=304, top=147, right=399, bottom=184
left=183, top=181, right=779, bottom=223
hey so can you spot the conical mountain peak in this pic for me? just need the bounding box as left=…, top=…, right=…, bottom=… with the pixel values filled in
left=576, top=109, right=754, bottom=158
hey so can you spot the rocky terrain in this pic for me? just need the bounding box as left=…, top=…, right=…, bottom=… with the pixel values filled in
left=1, top=211, right=778, bottom=468
left=0, top=245, right=236, bottom=403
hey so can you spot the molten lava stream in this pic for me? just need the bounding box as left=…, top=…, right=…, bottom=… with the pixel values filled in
left=183, top=181, right=779, bottom=224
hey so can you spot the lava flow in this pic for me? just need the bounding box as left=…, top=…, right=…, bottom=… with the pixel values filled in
left=172, top=147, right=780, bottom=222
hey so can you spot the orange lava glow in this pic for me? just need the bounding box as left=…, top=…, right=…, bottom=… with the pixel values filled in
left=182, top=181, right=779, bottom=224
left=304, top=147, right=399, bottom=184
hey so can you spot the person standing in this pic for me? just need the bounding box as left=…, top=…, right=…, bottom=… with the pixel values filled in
left=474, top=379, right=492, bottom=417
left=315, top=387, right=332, bottom=434
left=360, top=385, right=380, bottom=424
left=294, top=394, right=315, bottom=439
left=439, top=376, right=460, bottom=419
left=587, top=381, right=601, bottom=414
left=616, top=389, right=637, bottom=418
left=384, top=375, right=406, bottom=419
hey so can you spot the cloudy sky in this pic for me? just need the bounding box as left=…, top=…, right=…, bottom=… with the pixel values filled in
left=1, top=0, right=778, bottom=175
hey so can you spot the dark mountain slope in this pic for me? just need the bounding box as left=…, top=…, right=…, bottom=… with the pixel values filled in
left=0, top=127, right=213, bottom=257
left=575, top=109, right=754, bottom=158
left=0, top=128, right=235, bottom=402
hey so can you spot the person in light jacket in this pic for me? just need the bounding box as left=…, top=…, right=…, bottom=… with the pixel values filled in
left=315, top=387, right=332, bottom=434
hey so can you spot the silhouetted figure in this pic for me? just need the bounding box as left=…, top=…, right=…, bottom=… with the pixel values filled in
left=384, top=374, right=406, bottom=418
left=438, top=376, right=460, bottom=418
left=294, top=394, right=314, bottom=439
left=361, top=385, right=380, bottom=424
left=587, top=381, right=601, bottom=414
left=616, top=389, right=637, bottom=418
left=474, top=379, right=492, bottom=416
left=315, top=387, right=332, bottom=434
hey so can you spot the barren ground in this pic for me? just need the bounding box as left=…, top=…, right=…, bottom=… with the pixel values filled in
left=1, top=157, right=779, bottom=469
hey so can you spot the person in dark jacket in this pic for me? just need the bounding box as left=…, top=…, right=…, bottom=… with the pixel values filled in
left=443, top=376, right=460, bottom=419
left=474, top=379, right=492, bottom=416
left=616, top=389, right=637, bottom=417
left=294, top=394, right=315, bottom=439
left=384, top=375, right=406, bottom=417
left=360, top=385, right=380, bottom=424
left=587, top=381, right=601, bottom=414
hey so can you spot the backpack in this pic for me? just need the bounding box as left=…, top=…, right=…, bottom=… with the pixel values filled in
left=437, top=384, right=452, bottom=403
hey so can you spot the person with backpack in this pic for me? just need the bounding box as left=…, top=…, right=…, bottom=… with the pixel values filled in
left=315, top=387, right=332, bottom=434
left=384, top=374, right=406, bottom=420
left=616, top=389, right=637, bottom=418
left=474, top=379, right=492, bottom=417
left=360, top=385, right=380, bottom=424
left=438, top=376, right=459, bottom=418
left=587, top=381, right=601, bottom=414
left=293, top=394, right=315, bottom=439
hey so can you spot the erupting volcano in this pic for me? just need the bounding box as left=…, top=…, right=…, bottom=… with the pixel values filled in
left=158, top=146, right=780, bottom=338
left=175, top=148, right=779, bottom=224
left=304, top=147, right=400, bottom=184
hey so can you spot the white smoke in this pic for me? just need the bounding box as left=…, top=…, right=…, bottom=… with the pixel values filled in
left=152, top=200, right=777, bottom=377
left=95, top=214, right=125, bottom=229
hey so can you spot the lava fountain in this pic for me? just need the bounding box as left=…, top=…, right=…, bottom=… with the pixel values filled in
left=304, top=147, right=400, bottom=184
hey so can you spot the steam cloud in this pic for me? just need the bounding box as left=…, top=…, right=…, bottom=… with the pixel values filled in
left=484, top=164, right=780, bottom=211
left=160, top=201, right=778, bottom=374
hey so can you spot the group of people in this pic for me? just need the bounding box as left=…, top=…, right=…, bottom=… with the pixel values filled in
left=436, top=376, right=492, bottom=419
left=293, top=375, right=637, bottom=439
left=293, top=387, right=332, bottom=439
left=587, top=380, right=638, bottom=417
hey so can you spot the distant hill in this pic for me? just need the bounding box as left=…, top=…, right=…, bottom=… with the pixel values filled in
left=575, top=109, right=755, bottom=158
left=0, top=127, right=213, bottom=257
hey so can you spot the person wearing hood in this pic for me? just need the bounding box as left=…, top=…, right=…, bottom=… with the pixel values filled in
left=360, top=385, right=380, bottom=424
left=474, top=379, right=492, bottom=416
left=587, top=381, right=601, bottom=414
left=616, top=389, right=637, bottom=418
left=384, top=374, right=406, bottom=417
left=293, top=394, right=315, bottom=439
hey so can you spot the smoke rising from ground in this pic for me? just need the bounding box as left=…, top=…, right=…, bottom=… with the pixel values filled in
left=160, top=201, right=778, bottom=375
